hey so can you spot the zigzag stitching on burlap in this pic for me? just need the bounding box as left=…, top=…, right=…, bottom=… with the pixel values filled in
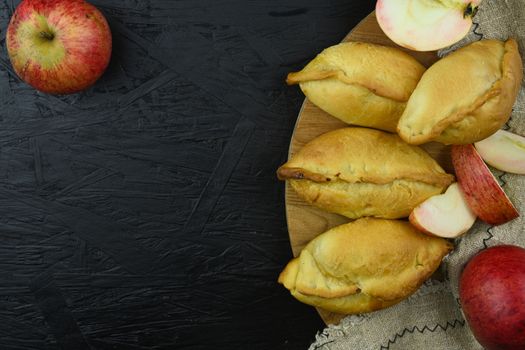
left=379, top=319, right=466, bottom=350
left=499, top=172, right=508, bottom=188
left=504, top=113, right=513, bottom=130
left=482, top=226, right=494, bottom=249
left=471, top=21, right=483, bottom=40
left=312, top=340, right=334, bottom=350
left=482, top=171, right=509, bottom=248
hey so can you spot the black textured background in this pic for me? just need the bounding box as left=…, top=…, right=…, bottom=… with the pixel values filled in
left=0, top=1, right=375, bottom=349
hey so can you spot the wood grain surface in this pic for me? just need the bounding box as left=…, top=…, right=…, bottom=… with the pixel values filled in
left=284, top=12, right=452, bottom=325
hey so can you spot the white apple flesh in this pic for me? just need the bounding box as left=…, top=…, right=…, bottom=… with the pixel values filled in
left=451, top=144, right=519, bottom=226
left=376, top=0, right=482, bottom=52
left=409, top=183, right=476, bottom=238
left=475, top=130, right=525, bottom=174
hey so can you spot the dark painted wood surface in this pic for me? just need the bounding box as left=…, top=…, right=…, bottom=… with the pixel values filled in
left=0, top=1, right=375, bottom=349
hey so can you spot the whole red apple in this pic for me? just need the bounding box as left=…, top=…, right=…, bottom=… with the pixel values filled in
left=6, top=0, right=112, bottom=94
left=459, top=245, right=525, bottom=350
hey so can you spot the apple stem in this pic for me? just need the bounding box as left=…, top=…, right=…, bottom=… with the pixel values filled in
left=464, top=4, right=478, bottom=18
left=39, top=31, right=54, bottom=41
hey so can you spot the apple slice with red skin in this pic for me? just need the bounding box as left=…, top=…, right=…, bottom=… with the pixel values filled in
left=459, top=245, right=525, bottom=350
left=474, top=130, right=525, bottom=174
left=451, top=144, right=519, bottom=226
left=376, top=0, right=482, bottom=52
left=410, top=183, right=476, bottom=238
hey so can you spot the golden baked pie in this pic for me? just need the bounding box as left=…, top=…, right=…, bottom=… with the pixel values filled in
left=277, top=127, right=454, bottom=219
left=278, top=218, right=453, bottom=314
left=287, top=42, right=426, bottom=132
left=397, top=39, right=523, bottom=145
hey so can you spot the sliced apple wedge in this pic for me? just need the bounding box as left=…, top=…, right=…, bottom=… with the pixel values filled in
left=376, top=0, right=482, bottom=52
left=451, top=144, right=519, bottom=226
left=474, top=130, right=525, bottom=174
left=410, top=183, right=476, bottom=238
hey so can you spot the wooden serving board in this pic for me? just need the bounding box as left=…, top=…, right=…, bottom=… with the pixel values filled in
left=285, top=12, right=454, bottom=325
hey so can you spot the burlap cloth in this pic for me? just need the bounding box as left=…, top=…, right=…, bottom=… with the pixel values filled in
left=309, top=2, right=525, bottom=349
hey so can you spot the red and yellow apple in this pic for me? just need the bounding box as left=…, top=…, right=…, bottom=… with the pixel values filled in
left=460, top=245, right=525, bottom=350
left=6, top=0, right=112, bottom=94
left=376, top=0, right=482, bottom=52
left=451, top=144, right=519, bottom=225
left=409, top=183, right=476, bottom=238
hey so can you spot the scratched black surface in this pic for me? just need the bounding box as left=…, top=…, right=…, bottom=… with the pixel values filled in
left=0, top=1, right=375, bottom=349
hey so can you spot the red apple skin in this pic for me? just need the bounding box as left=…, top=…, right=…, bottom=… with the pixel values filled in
left=6, top=0, right=112, bottom=94
left=409, top=212, right=433, bottom=236
left=460, top=245, right=525, bottom=350
left=451, top=144, right=519, bottom=225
